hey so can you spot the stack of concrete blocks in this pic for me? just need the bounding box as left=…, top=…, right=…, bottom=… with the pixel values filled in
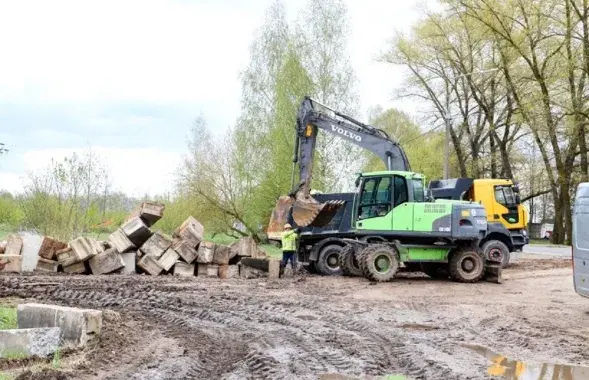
left=0, top=234, right=24, bottom=273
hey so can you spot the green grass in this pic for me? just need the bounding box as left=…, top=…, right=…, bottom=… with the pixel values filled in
left=0, top=307, right=17, bottom=330
left=0, top=372, right=14, bottom=380
left=0, top=349, right=28, bottom=360
left=0, top=224, right=13, bottom=241
left=529, top=239, right=570, bottom=247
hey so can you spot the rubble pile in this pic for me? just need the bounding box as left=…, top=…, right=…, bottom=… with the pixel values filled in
left=0, top=201, right=276, bottom=279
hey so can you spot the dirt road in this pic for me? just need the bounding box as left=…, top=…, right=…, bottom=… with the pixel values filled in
left=1, top=256, right=587, bottom=380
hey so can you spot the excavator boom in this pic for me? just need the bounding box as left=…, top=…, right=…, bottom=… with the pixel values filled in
left=267, top=96, right=410, bottom=238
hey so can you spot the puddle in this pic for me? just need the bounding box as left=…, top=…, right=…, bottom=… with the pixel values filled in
left=464, top=344, right=589, bottom=379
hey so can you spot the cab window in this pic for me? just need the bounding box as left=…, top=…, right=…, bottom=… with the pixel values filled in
left=358, top=177, right=392, bottom=219
left=393, top=176, right=408, bottom=207
left=495, top=185, right=516, bottom=206
left=412, top=179, right=424, bottom=202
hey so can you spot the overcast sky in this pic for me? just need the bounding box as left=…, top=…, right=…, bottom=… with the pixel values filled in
left=0, top=0, right=432, bottom=197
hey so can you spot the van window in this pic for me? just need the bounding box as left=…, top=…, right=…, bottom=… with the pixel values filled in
left=575, top=199, right=589, bottom=250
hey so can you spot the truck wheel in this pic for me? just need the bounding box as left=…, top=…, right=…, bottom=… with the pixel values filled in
left=339, top=245, right=362, bottom=277
left=482, top=240, right=510, bottom=268
left=316, top=244, right=343, bottom=276
left=359, top=244, right=399, bottom=282
left=449, top=248, right=485, bottom=283
left=420, top=263, right=449, bottom=279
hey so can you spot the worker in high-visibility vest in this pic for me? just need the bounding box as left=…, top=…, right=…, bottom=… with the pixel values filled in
left=281, top=223, right=298, bottom=272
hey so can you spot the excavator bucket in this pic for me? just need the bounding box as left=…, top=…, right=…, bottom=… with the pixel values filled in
left=291, top=197, right=345, bottom=228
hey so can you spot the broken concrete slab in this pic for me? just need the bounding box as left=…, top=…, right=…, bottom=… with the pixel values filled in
left=120, top=251, right=136, bottom=274
left=69, top=236, right=102, bottom=264
left=17, top=303, right=102, bottom=347
left=231, top=236, right=258, bottom=258
left=56, top=247, right=77, bottom=267
left=197, top=263, right=218, bottom=277
left=140, top=231, right=172, bottom=259
left=127, top=201, right=165, bottom=227
left=138, top=254, right=163, bottom=276
left=173, top=216, right=204, bottom=248
left=88, top=248, right=125, bottom=275
left=0, top=255, right=22, bottom=273
left=172, top=239, right=198, bottom=264
left=108, top=228, right=136, bottom=253
left=213, top=245, right=231, bottom=265
left=19, top=233, right=44, bottom=272
left=268, top=259, right=280, bottom=279
left=158, top=248, right=179, bottom=272
left=35, top=258, right=58, bottom=273
left=0, top=327, right=61, bottom=358
left=173, top=261, right=195, bottom=277
left=121, top=217, right=152, bottom=247
left=38, top=236, right=67, bottom=260
left=197, top=241, right=215, bottom=264
left=4, top=234, right=23, bottom=256
left=63, top=261, right=87, bottom=274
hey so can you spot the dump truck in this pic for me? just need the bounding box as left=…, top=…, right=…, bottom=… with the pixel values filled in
left=429, top=178, right=529, bottom=266
left=267, top=96, right=502, bottom=283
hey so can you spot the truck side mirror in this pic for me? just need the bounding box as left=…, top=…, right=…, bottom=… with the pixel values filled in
left=515, top=194, right=521, bottom=204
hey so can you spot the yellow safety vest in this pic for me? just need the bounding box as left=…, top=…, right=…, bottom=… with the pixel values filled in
left=281, top=230, right=297, bottom=251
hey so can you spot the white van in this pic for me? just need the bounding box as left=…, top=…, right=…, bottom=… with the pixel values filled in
left=573, top=182, right=589, bottom=298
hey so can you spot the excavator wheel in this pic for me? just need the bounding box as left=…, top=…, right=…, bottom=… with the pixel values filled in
left=359, top=244, right=399, bottom=282
left=338, top=245, right=362, bottom=277
left=315, top=244, right=343, bottom=276
left=448, top=247, right=485, bottom=283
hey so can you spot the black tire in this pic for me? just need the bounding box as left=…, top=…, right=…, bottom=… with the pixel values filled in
left=481, top=240, right=510, bottom=268
left=338, top=245, right=363, bottom=277
left=359, top=244, right=399, bottom=282
left=448, top=247, right=485, bottom=283
left=315, top=244, right=343, bottom=276
left=420, top=263, right=449, bottom=279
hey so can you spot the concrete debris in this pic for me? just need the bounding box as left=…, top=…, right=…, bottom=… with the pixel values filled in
left=70, top=236, right=102, bottom=263
left=56, top=247, right=77, bottom=267
left=63, top=261, right=87, bottom=274
left=19, top=234, right=44, bottom=272
left=268, top=259, right=280, bottom=279
left=138, top=254, right=163, bottom=276
left=4, top=234, right=23, bottom=256
left=158, top=248, right=179, bottom=272
left=0, top=255, right=22, bottom=273
left=108, top=228, right=136, bottom=253
left=174, top=216, right=204, bottom=248
left=231, top=236, right=258, bottom=258
left=213, top=245, right=231, bottom=265
left=126, top=201, right=165, bottom=227
left=35, top=258, right=59, bottom=273
left=0, top=327, right=61, bottom=358
left=120, top=251, right=136, bottom=274
left=218, top=264, right=239, bottom=279
left=197, top=241, right=215, bottom=264
left=0, top=240, right=6, bottom=254
left=121, top=217, right=152, bottom=247
left=173, top=261, right=195, bottom=277
left=38, top=236, right=68, bottom=260
left=240, top=265, right=266, bottom=279
left=89, top=248, right=125, bottom=275
left=17, top=303, right=102, bottom=348
left=140, top=231, right=172, bottom=259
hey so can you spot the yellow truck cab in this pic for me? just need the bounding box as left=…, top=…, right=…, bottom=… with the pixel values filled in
left=429, top=178, right=529, bottom=267
left=573, top=182, right=589, bottom=298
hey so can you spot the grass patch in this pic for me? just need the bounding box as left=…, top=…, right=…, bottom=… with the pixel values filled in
left=0, top=349, right=28, bottom=360
left=0, top=372, right=14, bottom=380
left=206, top=233, right=237, bottom=246
left=0, top=306, right=17, bottom=330
left=260, top=244, right=282, bottom=259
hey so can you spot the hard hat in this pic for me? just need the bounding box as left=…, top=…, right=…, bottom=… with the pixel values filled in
left=284, top=223, right=292, bottom=229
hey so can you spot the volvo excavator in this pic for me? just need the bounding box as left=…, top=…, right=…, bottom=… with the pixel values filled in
left=267, top=96, right=504, bottom=283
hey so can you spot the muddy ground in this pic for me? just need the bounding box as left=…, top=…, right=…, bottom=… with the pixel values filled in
left=1, top=254, right=588, bottom=380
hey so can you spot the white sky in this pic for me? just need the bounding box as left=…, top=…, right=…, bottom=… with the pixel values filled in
left=0, top=0, right=432, bottom=197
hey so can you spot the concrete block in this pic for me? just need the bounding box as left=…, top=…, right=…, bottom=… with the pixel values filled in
left=268, top=259, right=280, bottom=279
left=0, top=327, right=61, bottom=358
left=171, top=238, right=198, bottom=264
left=158, top=248, right=179, bottom=272
left=56, top=247, right=77, bottom=267
left=4, top=234, right=23, bottom=256
left=38, top=236, right=67, bottom=260
left=108, top=228, right=136, bottom=253
left=17, top=303, right=102, bottom=347
left=231, top=236, right=257, bottom=258
left=173, top=261, right=195, bottom=277
left=19, top=233, right=44, bottom=272
left=121, top=217, right=152, bottom=247
left=127, top=201, right=165, bottom=227
left=88, top=248, right=125, bottom=275
left=0, top=255, right=22, bottom=273
left=173, top=217, right=204, bottom=248
left=219, top=264, right=239, bottom=279
left=140, top=231, right=172, bottom=259
left=138, top=254, right=163, bottom=275
left=239, top=257, right=269, bottom=271
left=197, top=263, right=218, bottom=277
left=63, top=261, right=87, bottom=274
left=69, top=237, right=102, bottom=264
left=35, top=258, right=58, bottom=273
left=240, top=265, right=266, bottom=279
left=120, top=251, right=136, bottom=274
left=197, top=241, right=215, bottom=264
left=213, top=245, right=231, bottom=265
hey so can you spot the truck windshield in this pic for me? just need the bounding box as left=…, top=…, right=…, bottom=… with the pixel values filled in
left=412, top=179, right=425, bottom=202
left=495, top=186, right=517, bottom=206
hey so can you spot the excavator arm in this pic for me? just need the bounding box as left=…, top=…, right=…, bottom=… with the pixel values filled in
left=268, top=96, right=411, bottom=232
